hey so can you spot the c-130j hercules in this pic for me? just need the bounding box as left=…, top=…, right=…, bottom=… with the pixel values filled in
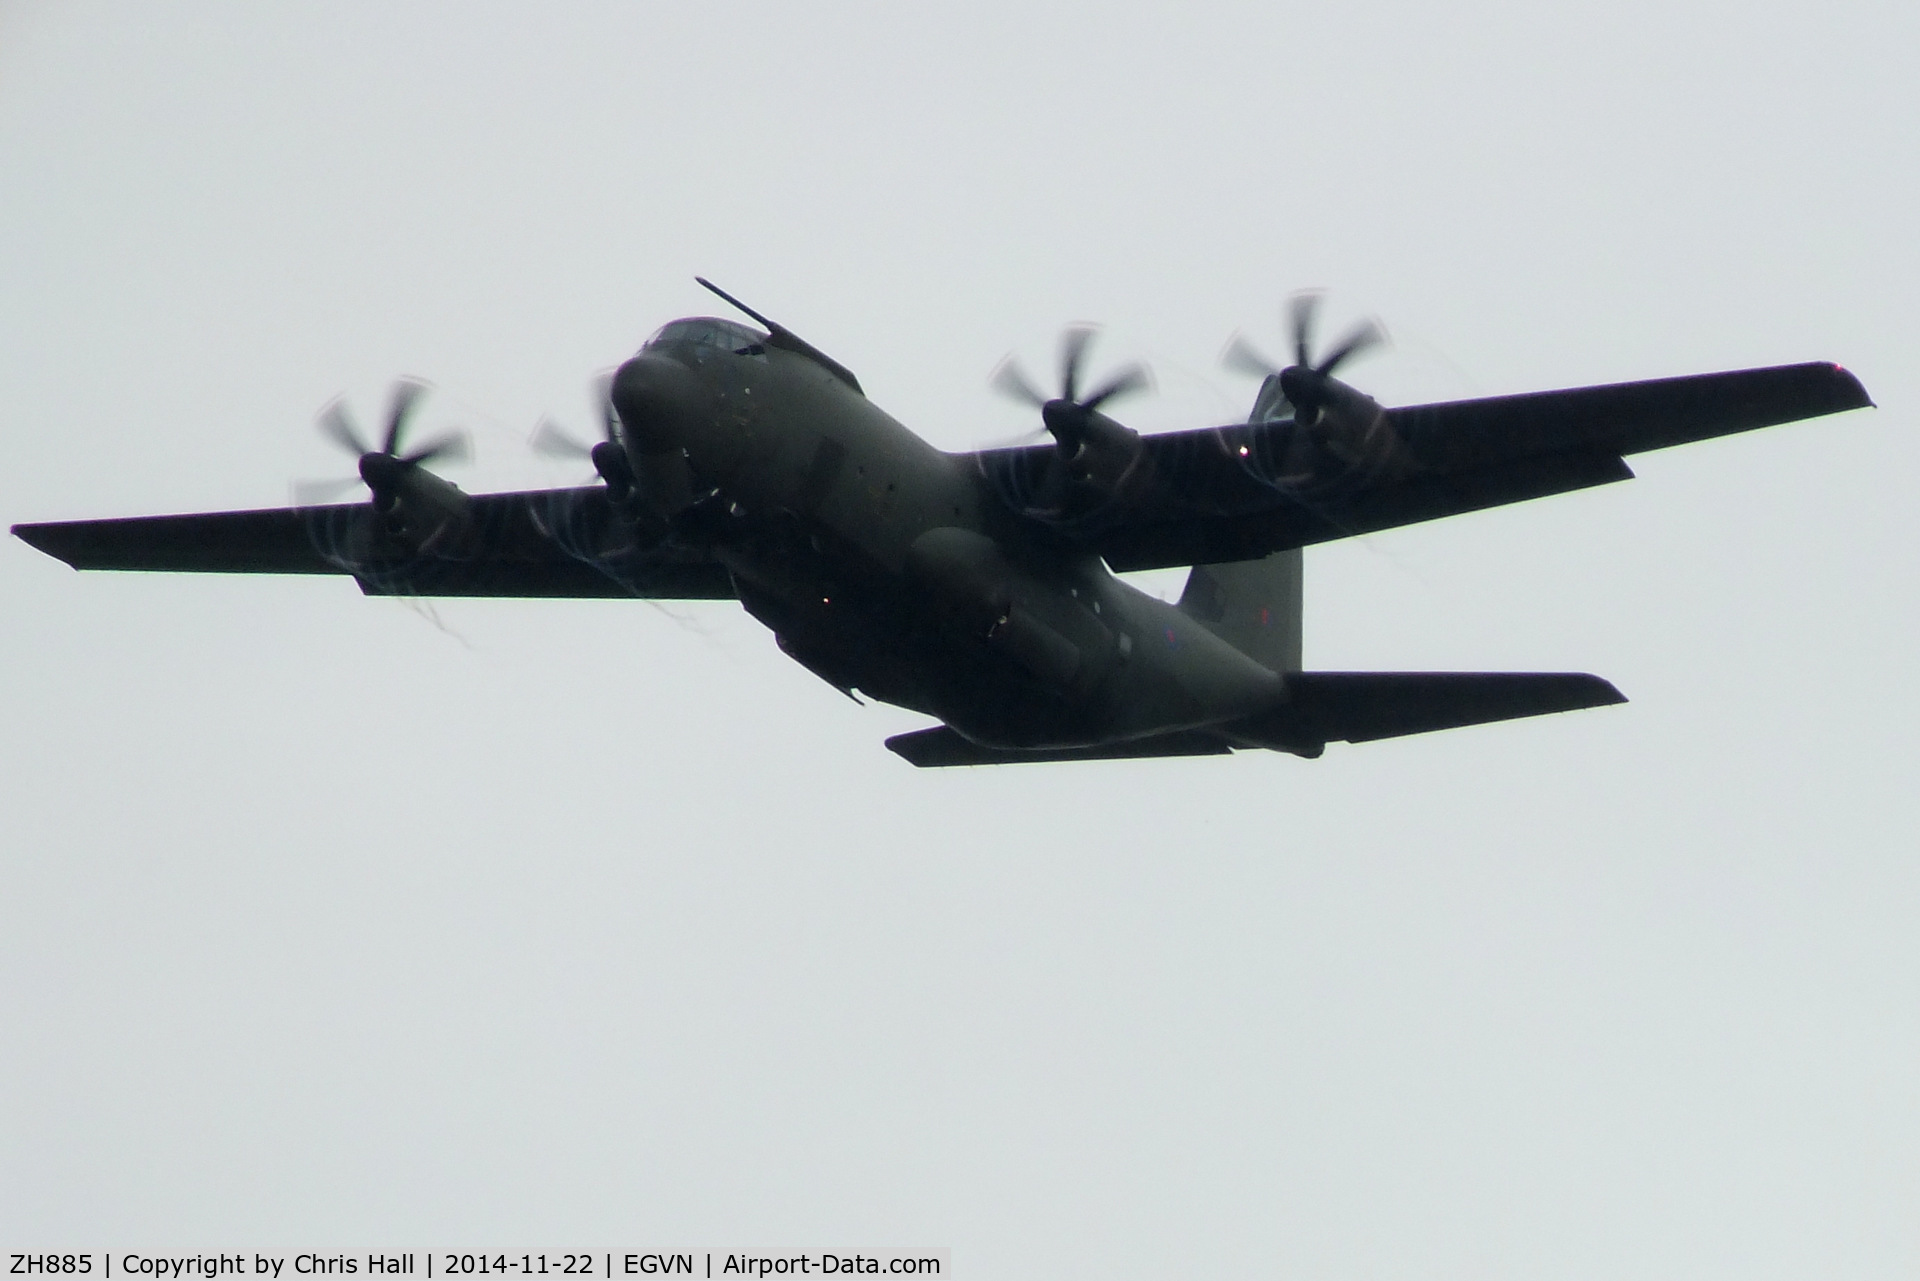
left=14, top=280, right=1873, bottom=765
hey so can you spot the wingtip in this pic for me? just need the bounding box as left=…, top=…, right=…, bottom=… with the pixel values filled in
left=885, top=727, right=952, bottom=767
left=1828, top=362, right=1875, bottom=410
left=11, top=521, right=81, bottom=569
left=1587, top=674, right=1629, bottom=707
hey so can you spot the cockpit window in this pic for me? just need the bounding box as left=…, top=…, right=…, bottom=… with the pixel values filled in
left=644, top=317, right=767, bottom=355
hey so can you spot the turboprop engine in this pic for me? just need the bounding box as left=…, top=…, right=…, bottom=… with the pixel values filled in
left=1041, top=399, right=1146, bottom=493
left=1224, top=291, right=1410, bottom=478
left=1276, top=364, right=1396, bottom=467
left=992, top=325, right=1155, bottom=505
left=298, top=379, right=472, bottom=539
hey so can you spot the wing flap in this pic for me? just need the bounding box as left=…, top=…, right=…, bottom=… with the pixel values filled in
left=353, top=559, right=732, bottom=599
left=1100, top=449, right=1634, bottom=571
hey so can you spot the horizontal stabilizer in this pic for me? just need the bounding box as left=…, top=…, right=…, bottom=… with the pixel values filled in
left=1278, top=671, right=1626, bottom=744
left=886, top=725, right=1232, bottom=768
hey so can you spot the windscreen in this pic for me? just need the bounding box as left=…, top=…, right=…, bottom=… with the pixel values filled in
left=643, top=317, right=766, bottom=354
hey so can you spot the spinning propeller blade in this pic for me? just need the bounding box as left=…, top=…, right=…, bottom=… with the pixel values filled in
left=534, top=372, right=621, bottom=460
left=532, top=371, right=637, bottom=504
left=531, top=418, right=595, bottom=460
left=317, top=402, right=372, bottom=457
left=991, top=325, right=1153, bottom=426
left=1221, top=332, right=1282, bottom=381
left=988, top=325, right=1153, bottom=513
left=990, top=359, right=1049, bottom=410
left=1315, top=316, right=1385, bottom=377
left=380, top=379, right=427, bottom=456
left=296, top=379, right=470, bottom=506
left=1224, top=292, right=1389, bottom=422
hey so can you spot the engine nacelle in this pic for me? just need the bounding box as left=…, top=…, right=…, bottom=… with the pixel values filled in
left=1040, top=402, right=1148, bottom=499
left=590, top=439, right=634, bottom=505
left=1277, top=367, right=1406, bottom=476
left=357, top=450, right=470, bottom=537
left=1061, top=413, right=1145, bottom=494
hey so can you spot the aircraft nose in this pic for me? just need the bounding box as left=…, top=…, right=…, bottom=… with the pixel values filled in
left=611, top=353, right=705, bottom=454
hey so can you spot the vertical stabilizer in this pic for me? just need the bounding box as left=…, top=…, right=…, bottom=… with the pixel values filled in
left=1178, top=548, right=1303, bottom=672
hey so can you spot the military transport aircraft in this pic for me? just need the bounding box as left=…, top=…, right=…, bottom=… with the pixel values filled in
left=13, top=280, right=1873, bottom=765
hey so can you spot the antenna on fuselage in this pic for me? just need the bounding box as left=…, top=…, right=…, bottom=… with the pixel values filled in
left=691, top=276, right=864, bottom=395
left=695, top=277, right=778, bottom=331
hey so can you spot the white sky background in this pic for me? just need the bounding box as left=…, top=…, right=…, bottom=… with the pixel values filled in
left=2, top=0, right=1915, bottom=1273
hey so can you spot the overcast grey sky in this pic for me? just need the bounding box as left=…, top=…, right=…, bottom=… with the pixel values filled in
left=3, top=0, right=1915, bottom=1274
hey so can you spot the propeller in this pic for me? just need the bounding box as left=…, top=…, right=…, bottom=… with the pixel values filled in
left=1221, top=292, right=1386, bottom=424
left=294, top=379, right=470, bottom=509
left=531, top=372, right=637, bottom=504
left=991, top=324, right=1152, bottom=451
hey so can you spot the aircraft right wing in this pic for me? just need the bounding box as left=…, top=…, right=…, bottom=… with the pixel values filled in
left=971, top=361, right=1873, bottom=571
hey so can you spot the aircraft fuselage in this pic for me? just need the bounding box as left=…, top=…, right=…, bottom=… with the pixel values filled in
left=614, top=321, right=1284, bottom=750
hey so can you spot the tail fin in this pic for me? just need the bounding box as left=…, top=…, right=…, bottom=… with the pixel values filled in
left=1178, top=549, right=1303, bottom=672
left=1241, top=671, right=1625, bottom=751
left=1172, top=376, right=1308, bottom=671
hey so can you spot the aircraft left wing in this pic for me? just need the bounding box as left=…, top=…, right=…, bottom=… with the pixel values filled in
left=12, top=487, right=737, bottom=599
left=971, top=361, right=1873, bottom=571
